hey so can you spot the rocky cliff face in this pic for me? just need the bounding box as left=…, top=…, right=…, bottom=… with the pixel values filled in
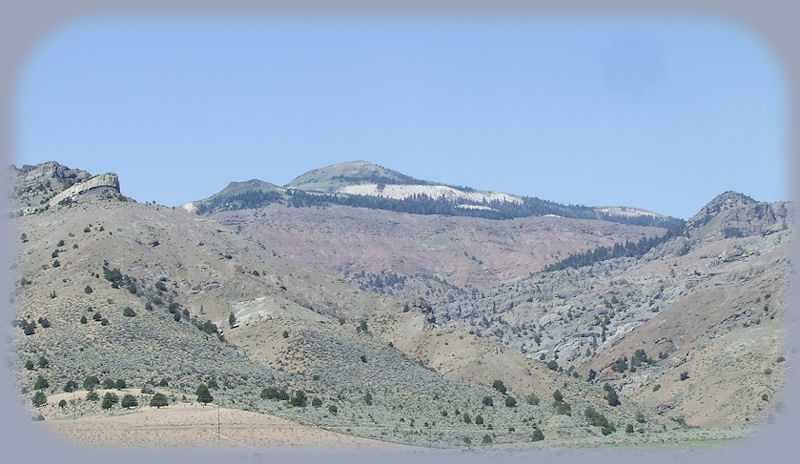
left=47, top=172, right=120, bottom=207
left=10, top=162, right=120, bottom=215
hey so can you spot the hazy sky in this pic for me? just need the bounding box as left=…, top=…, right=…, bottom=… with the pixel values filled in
left=14, top=17, right=788, bottom=219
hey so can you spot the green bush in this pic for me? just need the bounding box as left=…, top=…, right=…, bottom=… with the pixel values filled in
left=101, top=392, right=118, bottom=410
left=492, top=380, right=507, bottom=395
left=626, top=424, right=634, bottom=433
left=604, top=384, right=620, bottom=406
left=80, top=315, right=87, bottom=324
left=63, top=380, right=78, bottom=393
left=505, top=396, right=517, bottom=408
left=363, top=392, right=372, bottom=406
left=196, top=383, right=213, bottom=405
left=83, top=376, right=100, bottom=389
left=86, top=391, right=99, bottom=401
left=552, top=389, right=563, bottom=402
left=37, top=356, right=49, bottom=368
left=328, top=405, right=338, bottom=414
left=526, top=393, right=540, bottom=406
left=463, top=413, right=471, bottom=424
left=122, top=307, right=136, bottom=317
left=34, top=375, right=49, bottom=390
left=102, top=378, right=115, bottom=389
left=261, top=386, right=290, bottom=401
left=554, top=401, right=572, bottom=415
left=679, top=371, right=689, bottom=381
left=84, top=285, right=93, bottom=294
left=24, top=360, right=34, bottom=370
left=531, top=428, right=545, bottom=441
left=114, top=379, right=127, bottom=390
left=474, top=415, right=484, bottom=425
left=482, top=396, right=494, bottom=406
left=290, top=390, right=308, bottom=407
left=311, top=397, right=322, bottom=407
left=31, top=391, right=47, bottom=407
left=150, top=393, right=169, bottom=408
left=482, top=434, right=492, bottom=444
left=121, top=394, right=138, bottom=408
left=58, top=399, right=68, bottom=409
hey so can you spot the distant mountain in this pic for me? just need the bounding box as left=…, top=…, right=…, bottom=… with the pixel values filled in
left=286, top=160, right=427, bottom=192
left=187, top=160, right=684, bottom=229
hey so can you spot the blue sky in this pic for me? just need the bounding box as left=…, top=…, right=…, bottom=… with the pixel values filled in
left=14, top=17, right=788, bottom=219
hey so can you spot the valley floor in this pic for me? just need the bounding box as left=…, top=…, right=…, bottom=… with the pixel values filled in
left=42, top=403, right=422, bottom=451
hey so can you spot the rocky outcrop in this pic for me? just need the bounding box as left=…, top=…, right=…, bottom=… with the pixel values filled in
left=48, top=172, right=120, bottom=207
left=686, top=191, right=791, bottom=240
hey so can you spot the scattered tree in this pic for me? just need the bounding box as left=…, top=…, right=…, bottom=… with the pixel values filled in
left=150, top=393, right=169, bottom=409
left=196, top=383, right=213, bottom=405
left=492, top=380, right=507, bottom=395
left=604, top=384, right=620, bottom=406
left=34, top=375, right=49, bottom=390
left=121, top=394, right=138, bottom=408
left=31, top=391, right=47, bottom=407
left=101, top=392, right=118, bottom=410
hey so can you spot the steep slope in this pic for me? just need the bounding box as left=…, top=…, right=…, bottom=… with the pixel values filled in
left=213, top=204, right=666, bottom=302
left=434, top=192, right=792, bottom=428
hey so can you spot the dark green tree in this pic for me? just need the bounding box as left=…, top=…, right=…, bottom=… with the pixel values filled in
left=121, top=394, right=138, bottom=408
left=31, top=391, right=47, bottom=407
left=603, top=384, right=620, bottom=406
left=150, top=393, right=169, bottom=409
left=492, top=380, right=507, bottom=395
left=101, top=392, right=118, bottom=410
left=196, top=383, right=213, bottom=405
left=34, top=375, right=49, bottom=390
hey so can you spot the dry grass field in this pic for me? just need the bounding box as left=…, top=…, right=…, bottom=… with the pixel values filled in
left=44, top=403, right=420, bottom=451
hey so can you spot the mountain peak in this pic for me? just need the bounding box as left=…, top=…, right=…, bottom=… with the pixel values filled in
left=686, top=191, right=789, bottom=238
left=285, top=161, right=423, bottom=192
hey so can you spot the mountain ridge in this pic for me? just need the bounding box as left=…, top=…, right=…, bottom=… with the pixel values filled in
left=186, top=160, right=683, bottom=229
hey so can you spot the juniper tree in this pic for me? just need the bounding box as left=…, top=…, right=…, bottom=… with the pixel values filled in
left=196, top=383, right=213, bottom=405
